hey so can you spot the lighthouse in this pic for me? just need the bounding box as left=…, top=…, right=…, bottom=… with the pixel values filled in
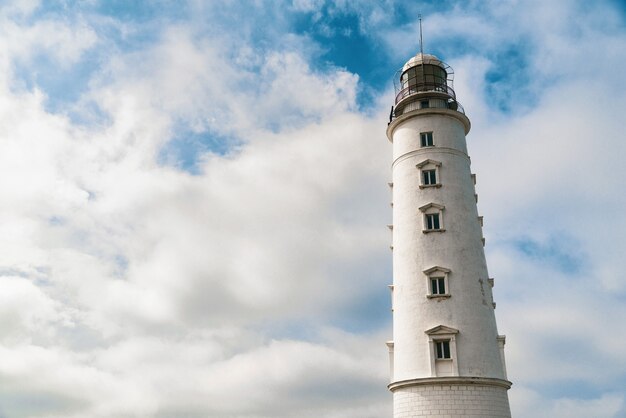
left=385, top=52, right=512, bottom=417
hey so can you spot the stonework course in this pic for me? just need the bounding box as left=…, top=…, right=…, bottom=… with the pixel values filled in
left=393, top=384, right=511, bottom=417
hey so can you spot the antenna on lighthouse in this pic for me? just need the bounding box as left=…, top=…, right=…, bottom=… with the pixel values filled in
left=418, top=14, right=424, bottom=58
left=419, top=14, right=425, bottom=85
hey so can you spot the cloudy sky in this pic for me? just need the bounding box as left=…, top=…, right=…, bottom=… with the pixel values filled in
left=0, top=0, right=625, bottom=417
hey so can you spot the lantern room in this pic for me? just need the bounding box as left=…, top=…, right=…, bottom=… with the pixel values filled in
left=391, top=53, right=463, bottom=119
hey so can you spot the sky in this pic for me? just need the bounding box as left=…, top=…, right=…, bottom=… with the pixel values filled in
left=0, top=0, right=625, bottom=417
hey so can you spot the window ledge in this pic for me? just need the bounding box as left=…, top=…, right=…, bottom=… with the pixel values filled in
left=423, top=229, right=446, bottom=234
left=419, top=184, right=442, bottom=189
left=427, top=294, right=451, bottom=299
left=435, top=358, right=453, bottom=362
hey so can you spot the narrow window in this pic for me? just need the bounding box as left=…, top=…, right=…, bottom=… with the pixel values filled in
left=419, top=203, right=445, bottom=233
left=420, top=132, right=433, bottom=147
left=417, top=159, right=442, bottom=189
left=424, top=266, right=451, bottom=298
left=426, top=213, right=440, bottom=230
left=426, top=326, right=459, bottom=377
left=431, top=277, right=446, bottom=295
left=435, top=340, right=451, bottom=359
left=423, top=169, right=437, bottom=185
left=420, top=100, right=430, bottom=109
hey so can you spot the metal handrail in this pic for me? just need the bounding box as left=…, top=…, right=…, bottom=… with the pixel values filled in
left=389, top=99, right=465, bottom=124
left=395, top=82, right=456, bottom=104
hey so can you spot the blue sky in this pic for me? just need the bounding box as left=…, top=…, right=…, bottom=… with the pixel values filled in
left=0, top=1, right=625, bottom=417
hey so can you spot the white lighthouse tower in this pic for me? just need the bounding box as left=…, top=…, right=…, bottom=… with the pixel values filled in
left=385, top=51, right=512, bottom=417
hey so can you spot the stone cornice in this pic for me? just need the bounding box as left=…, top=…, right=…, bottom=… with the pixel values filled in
left=387, top=108, right=471, bottom=141
left=416, top=158, right=442, bottom=168
left=392, top=147, right=469, bottom=169
left=388, top=376, right=512, bottom=392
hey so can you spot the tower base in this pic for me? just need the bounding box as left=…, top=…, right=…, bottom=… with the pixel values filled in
left=390, top=377, right=512, bottom=418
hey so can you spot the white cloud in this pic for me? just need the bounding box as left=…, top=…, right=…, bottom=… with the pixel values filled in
left=0, top=0, right=625, bottom=417
left=0, top=0, right=41, bottom=17
left=291, top=0, right=325, bottom=13
left=511, top=386, right=625, bottom=418
left=0, top=4, right=391, bottom=416
left=0, top=12, right=96, bottom=89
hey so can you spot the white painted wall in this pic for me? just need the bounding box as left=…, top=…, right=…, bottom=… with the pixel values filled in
left=386, top=55, right=512, bottom=417
left=389, top=110, right=506, bottom=382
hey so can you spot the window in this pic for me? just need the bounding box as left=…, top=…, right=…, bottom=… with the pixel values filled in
left=419, top=203, right=445, bottom=233
left=424, top=266, right=451, bottom=298
left=420, top=100, right=430, bottom=109
left=423, top=169, right=437, bottom=185
left=420, top=132, right=433, bottom=147
left=425, top=325, right=459, bottom=377
left=431, top=277, right=446, bottom=295
left=426, top=213, right=440, bottom=230
left=417, top=159, right=442, bottom=188
left=435, top=340, right=451, bottom=359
